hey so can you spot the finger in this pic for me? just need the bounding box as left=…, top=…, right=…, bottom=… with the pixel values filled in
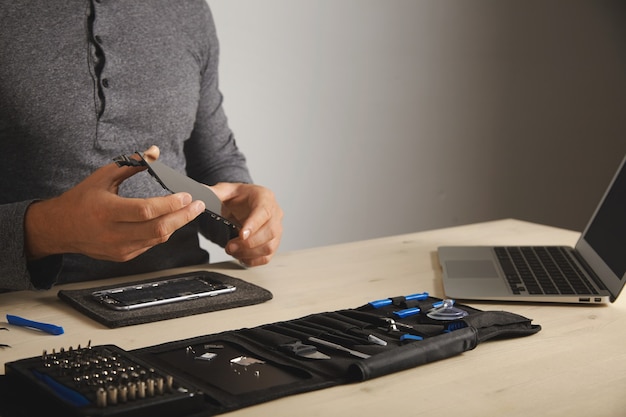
left=240, top=206, right=283, bottom=249
left=227, top=209, right=282, bottom=258
left=227, top=231, right=281, bottom=260
left=109, top=193, right=204, bottom=223
left=99, top=199, right=207, bottom=260
left=87, top=161, right=146, bottom=190
left=237, top=253, right=274, bottom=268
left=238, top=201, right=274, bottom=242
left=142, top=145, right=160, bottom=162
left=241, top=187, right=283, bottom=241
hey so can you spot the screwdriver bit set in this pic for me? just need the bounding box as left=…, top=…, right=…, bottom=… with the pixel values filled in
left=4, top=342, right=204, bottom=417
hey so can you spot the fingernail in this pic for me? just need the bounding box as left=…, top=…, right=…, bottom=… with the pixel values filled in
left=180, top=193, right=192, bottom=205
left=242, top=229, right=251, bottom=240
left=228, top=243, right=239, bottom=253
left=192, top=200, right=205, bottom=213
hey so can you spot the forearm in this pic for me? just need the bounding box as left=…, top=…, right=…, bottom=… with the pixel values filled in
left=0, top=201, right=59, bottom=290
left=24, top=198, right=66, bottom=260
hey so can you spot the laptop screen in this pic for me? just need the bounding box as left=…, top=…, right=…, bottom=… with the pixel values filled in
left=578, top=155, right=626, bottom=299
left=583, top=158, right=626, bottom=280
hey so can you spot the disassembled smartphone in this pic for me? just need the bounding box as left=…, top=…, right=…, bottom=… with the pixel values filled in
left=91, top=272, right=237, bottom=311
left=113, top=152, right=241, bottom=242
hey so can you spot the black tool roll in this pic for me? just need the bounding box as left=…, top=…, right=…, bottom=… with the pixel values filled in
left=1, top=294, right=540, bottom=417
left=131, top=294, right=541, bottom=416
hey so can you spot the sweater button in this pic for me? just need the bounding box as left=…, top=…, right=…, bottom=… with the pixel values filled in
left=102, top=78, right=110, bottom=88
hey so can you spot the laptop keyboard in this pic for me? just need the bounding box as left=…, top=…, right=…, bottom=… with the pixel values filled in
left=494, top=246, right=599, bottom=295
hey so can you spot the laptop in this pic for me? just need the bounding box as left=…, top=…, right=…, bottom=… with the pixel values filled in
left=437, top=154, right=626, bottom=304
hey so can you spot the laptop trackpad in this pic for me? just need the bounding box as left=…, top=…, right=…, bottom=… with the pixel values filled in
left=446, top=260, right=499, bottom=279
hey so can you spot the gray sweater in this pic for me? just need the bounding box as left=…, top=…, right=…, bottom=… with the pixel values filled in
left=0, top=1, right=252, bottom=290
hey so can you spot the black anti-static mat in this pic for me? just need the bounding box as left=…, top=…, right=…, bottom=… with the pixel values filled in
left=57, top=270, right=273, bottom=328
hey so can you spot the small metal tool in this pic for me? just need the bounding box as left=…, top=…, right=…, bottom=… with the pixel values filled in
left=380, top=317, right=399, bottom=332
left=380, top=317, right=415, bottom=333
left=195, top=352, right=218, bottom=361
left=366, top=334, right=388, bottom=346
left=279, top=340, right=331, bottom=360
left=230, top=356, right=266, bottom=366
left=308, top=337, right=371, bottom=359
left=1, top=325, right=8, bottom=347
left=380, top=318, right=424, bottom=342
left=203, top=344, right=224, bottom=349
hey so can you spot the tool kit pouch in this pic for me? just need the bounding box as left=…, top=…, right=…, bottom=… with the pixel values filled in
left=1, top=295, right=540, bottom=417
left=129, top=295, right=541, bottom=416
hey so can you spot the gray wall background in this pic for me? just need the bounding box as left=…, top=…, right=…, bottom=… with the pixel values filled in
left=202, top=0, right=626, bottom=262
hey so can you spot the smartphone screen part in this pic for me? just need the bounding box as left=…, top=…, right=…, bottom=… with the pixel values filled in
left=91, top=272, right=236, bottom=311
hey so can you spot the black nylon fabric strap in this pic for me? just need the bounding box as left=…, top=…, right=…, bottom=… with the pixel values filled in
left=461, top=311, right=542, bottom=343
left=388, top=296, right=406, bottom=306
left=347, top=327, right=479, bottom=381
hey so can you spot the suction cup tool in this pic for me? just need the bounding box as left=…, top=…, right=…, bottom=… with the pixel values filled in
left=426, top=299, right=468, bottom=320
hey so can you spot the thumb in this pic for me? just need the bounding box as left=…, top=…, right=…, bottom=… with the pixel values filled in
left=142, top=145, right=160, bottom=162
left=96, top=161, right=146, bottom=189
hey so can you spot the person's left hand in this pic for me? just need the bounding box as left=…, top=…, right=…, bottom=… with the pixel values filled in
left=209, top=183, right=283, bottom=266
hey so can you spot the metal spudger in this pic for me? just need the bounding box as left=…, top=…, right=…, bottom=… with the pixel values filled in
left=308, top=337, right=371, bottom=359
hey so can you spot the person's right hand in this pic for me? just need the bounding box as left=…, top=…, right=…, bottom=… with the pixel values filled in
left=24, top=146, right=206, bottom=262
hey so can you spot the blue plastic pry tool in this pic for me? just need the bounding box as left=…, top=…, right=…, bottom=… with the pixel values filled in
left=6, top=314, right=64, bottom=335
left=392, top=307, right=421, bottom=319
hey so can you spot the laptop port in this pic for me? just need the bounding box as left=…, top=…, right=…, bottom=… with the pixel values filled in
left=579, top=297, right=590, bottom=302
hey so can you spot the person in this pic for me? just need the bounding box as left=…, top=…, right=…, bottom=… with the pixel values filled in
left=0, top=1, right=283, bottom=291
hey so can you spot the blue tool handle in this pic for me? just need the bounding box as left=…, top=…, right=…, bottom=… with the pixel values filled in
left=405, top=292, right=429, bottom=301
left=369, top=292, right=429, bottom=309
left=6, top=314, right=64, bottom=335
left=368, top=299, right=393, bottom=309
left=392, top=307, right=421, bottom=319
left=400, top=334, right=424, bottom=341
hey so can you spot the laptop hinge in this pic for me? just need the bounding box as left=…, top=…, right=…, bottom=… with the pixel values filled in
left=570, top=249, right=609, bottom=293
